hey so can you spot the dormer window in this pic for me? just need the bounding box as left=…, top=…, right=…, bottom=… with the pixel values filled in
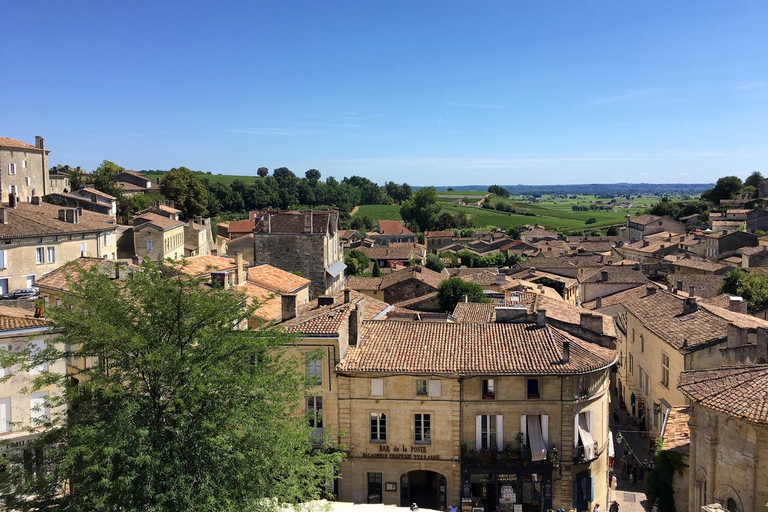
left=482, top=379, right=495, bottom=399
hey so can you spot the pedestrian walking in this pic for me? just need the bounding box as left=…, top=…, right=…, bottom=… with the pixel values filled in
left=621, top=454, right=629, bottom=476
left=611, top=474, right=617, bottom=491
left=593, top=503, right=601, bottom=512
left=609, top=501, right=620, bottom=512
left=630, top=464, right=638, bottom=484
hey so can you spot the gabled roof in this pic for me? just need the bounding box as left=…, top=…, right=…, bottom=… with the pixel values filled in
left=667, top=257, right=729, bottom=273
left=346, top=276, right=383, bottom=291
left=247, top=264, right=310, bottom=294
left=175, top=255, right=236, bottom=277
left=660, top=407, right=690, bottom=453
left=679, top=366, right=768, bottom=425
left=35, top=257, right=137, bottom=294
left=377, top=220, right=414, bottom=236
left=580, top=266, right=648, bottom=285
left=280, top=290, right=390, bottom=336
left=137, top=204, right=181, bottom=215
left=582, top=283, right=664, bottom=310
left=337, top=321, right=616, bottom=375
left=359, top=243, right=426, bottom=261
left=0, top=201, right=115, bottom=239
left=0, top=137, right=38, bottom=150
left=226, top=219, right=256, bottom=233
left=77, top=187, right=116, bottom=200
left=380, top=265, right=445, bottom=290
left=424, top=230, right=453, bottom=238
left=133, top=212, right=184, bottom=231
left=0, top=305, right=50, bottom=331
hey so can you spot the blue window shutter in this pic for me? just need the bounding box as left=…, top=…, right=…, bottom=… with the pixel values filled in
left=590, top=476, right=594, bottom=501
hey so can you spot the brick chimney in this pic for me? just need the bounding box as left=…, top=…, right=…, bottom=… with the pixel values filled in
left=580, top=312, right=604, bottom=334
left=689, top=285, right=695, bottom=297
left=728, top=296, right=747, bottom=314
left=35, top=136, right=44, bottom=150
left=682, top=296, right=698, bottom=315
left=536, top=309, right=547, bottom=327
left=601, top=270, right=608, bottom=282
left=234, top=252, right=246, bottom=286
left=561, top=341, right=570, bottom=363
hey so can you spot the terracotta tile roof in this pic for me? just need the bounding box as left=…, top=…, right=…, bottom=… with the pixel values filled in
left=629, top=214, right=665, bottom=225
left=247, top=264, right=310, bottom=294
left=424, top=230, right=453, bottom=238
left=347, top=276, right=383, bottom=291
left=458, top=269, right=505, bottom=287
left=0, top=137, right=37, bottom=150
left=133, top=212, right=184, bottom=231
left=739, top=245, right=768, bottom=256
left=118, top=170, right=152, bottom=181
left=78, top=187, right=115, bottom=200
left=35, top=258, right=136, bottom=293
left=377, top=220, right=414, bottom=236
left=582, top=283, right=663, bottom=310
left=507, top=269, right=578, bottom=288
left=0, top=201, right=115, bottom=239
left=447, top=267, right=499, bottom=277
left=226, top=219, right=255, bottom=234
left=678, top=365, right=768, bottom=424
left=281, top=290, right=390, bottom=335
left=176, top=255, right=236, bottom=277
left=668, top=257, right=729, bottom=273
left=580, top=266, right=648, bottom=285
left=661, top=406, right=690, bottom=453
left=0, top=305, right=50, bottom=331
left=339, top=229, right=361, bottom=240
left=524, top=254, right=606, bottom=270
left=117, top=182, right=147, bottom=191
left=242, top=282, right=282, bottom=323
left=391, top=291, right=438, bottom=310
left=338, top=321, right=616, bottom=375
left=623, top=290, right=733, bottom=350
left=453, top=293, right=616, bottom=338
left=699, top=302, right=768, bottom=330
left=502, top=279, right=566, bottom=301
left=381, top=265, right=446, bottom=290
left=359, top=243, right=426, bottom=261
left=664, top=274, right=724, bottom=299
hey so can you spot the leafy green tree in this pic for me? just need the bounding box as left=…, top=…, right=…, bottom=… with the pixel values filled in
left=606, top=226, right=620, bottom=236
left=400, top=187, right=441, bottom=232
left=344, top=249, right=371, bottom=276
left=744, top=171, right=764, bottom=188
left=488, top=185, right=509, bottom=197
left=701, top=176, right=743, bottom=204
left=92, top=160, right=124, bottom=198
left=257, top=167, right=269, bottom=177
left=437, top=277, right=489, bottom=313
left=0, top=261, right=341, bottom=511
left=305, top=169, right=322, bottom=184
left=371, top=260, right=381, bottom=277
left=719, top=269, right=768, bottom=313
left=159, top=167, right=209, bottom=219
left=425, top=253, right=445, bottom=272
left=66, top=166, right=85, bottom=192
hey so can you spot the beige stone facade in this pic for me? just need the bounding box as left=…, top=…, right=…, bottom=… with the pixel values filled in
left=133, top=214, right=185, bottom=261
left=0, top=136, right=50, bottom=204
left=0, top=202, right=117, bottom=293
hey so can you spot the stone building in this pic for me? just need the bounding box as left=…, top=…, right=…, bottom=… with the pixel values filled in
left=625, top=214, right=685, bottom=242
left=132, top=213, right=185, bottom=261
left=227, top=210, right=346, bottom=299
left=679, top=365, right=768, bottom=512
left=0, top=201, right=117, bottom=293
left=0, top=305, right=65, bottom=451
left=335, top=308, right=616, bottom=512
left=0, top=136, right=50, bottom=204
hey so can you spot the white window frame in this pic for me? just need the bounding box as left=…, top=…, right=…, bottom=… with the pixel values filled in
left=0, top=397, right=10, bottom=433
left=476, top=414, right=503, bottom=451
left=0, top=250, right=6, bottom=269
left=416, top=379, right=428, bottom=396
left=661, top=352, right=670, bottom=388
left=30, top=391, right=49, bottom=424
left=370, top=412, right=386, bottom=442
left=146, top=239, right=154, bottom=253
left=305, top=354, right=322, bottom=386
left=35, top=247, right=44, bottom=264
left=414, top=413, right=431, bottom=444
left=46, top=246, right=55, bottom=264
left=80, top=242, right=87, bottom=257
left=8, top=163, right=15, bottom=175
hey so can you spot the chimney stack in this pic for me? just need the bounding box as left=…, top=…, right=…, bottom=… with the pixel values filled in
left=35, top=136, right=44, bottom=150
left=281, top=294, right=297, bottom=322
left=683, top=296, right=699, bottom=315
left=728, top=296, right=747, bottom=314
left=595, top=296, right=602, bottom=309
left=344, top=288, right=351, bottom=304
left=536, top=309, right=547, bottom=327
left=601, top=270, right=608, bottom=282
left=689, top=285, right=695, bottom=297
left=562, top=341, right=570, bottom=364
left=646, top=286, right=657, bottom=296
left=235, top=253, right=245, bottom=286
left=580, top=312, right=604, bottom=334
left=677, top=280, right=683, bottom=292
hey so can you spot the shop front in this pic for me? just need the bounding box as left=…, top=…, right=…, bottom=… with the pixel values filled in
left=461, top=466, right=552, bottom=512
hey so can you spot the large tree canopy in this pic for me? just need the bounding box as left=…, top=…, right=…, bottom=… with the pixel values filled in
left=400, top=187, right=442, bottom=232
left=91, top=160, right=124, bottom=198
left=436, top=277, right=489, bottom=313
left=159, top=166, right=209, bottom=219
left=0, top=261, right=341, bottom=511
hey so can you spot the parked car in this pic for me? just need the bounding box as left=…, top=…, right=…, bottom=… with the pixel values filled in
left=0, top=287, right=40, bottom=300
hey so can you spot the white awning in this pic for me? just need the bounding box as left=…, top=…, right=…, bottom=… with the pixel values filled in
left=608, top=431, right=614, bottom=458
left=578, top=414, right=596, bottom=461
left=326, top=260, right=347, bottom=278
left=527, top=415, right=547, bottom=462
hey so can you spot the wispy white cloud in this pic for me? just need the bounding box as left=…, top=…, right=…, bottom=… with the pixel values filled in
left=445, top=102, right=503, bottom=109
left=581, top=88, right=664, bottom=107
left=733, top=81, right=768, bottom=91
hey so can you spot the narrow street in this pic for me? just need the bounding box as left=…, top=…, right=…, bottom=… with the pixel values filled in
left=608, top=401, right=652, bottom=512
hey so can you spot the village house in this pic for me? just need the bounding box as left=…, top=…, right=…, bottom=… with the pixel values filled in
left=370, top=220, right=416, bottom=246
left=0, top=305, right=63, bottom=452
left=335, top=307, right=616, bottom=512
left=666, top=254, right=730, bottom=275
left=625, top=214, right=686, bottom=242
left=506, top=267, right=578, bottom=305
left=424, top=230, right=454, bottom=253
left=226, top=210, right=346, bottom=299
left=132, top=213, right=185, bottom=261
left=679, top=365, right=768, bottom=512
left=617, top=232, right=685, bottom=264
left=47, top=187, right=117, bottom=217
left=703, top=230, right=758, bottom=261
left=0, top=136, right=50, bottom=204
left=577, top=266, right=648, bottom=304
left=113, top=170, right=159, bottom=196
left=0, top=201, right=117, bottom=293
left=358, top=243, right=427, bottom=270
left=619, top=288, right=768, bottom=439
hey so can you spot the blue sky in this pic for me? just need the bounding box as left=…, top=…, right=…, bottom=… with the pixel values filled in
left=3, top=1, right=767, bottom=186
